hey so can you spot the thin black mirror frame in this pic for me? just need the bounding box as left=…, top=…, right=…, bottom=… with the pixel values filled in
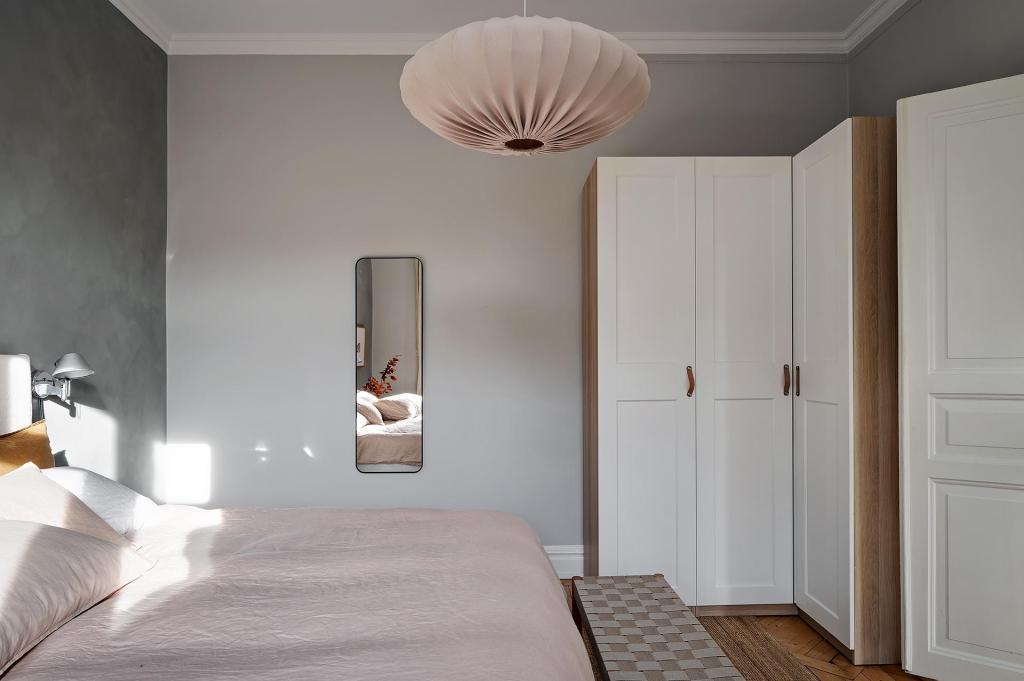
left=355, top=256, right=424, bottom=474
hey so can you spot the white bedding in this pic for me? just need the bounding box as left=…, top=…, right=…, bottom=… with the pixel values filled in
left=357, top=415, right=422, bottom=466
left=6, top=507, right=590, bottom=681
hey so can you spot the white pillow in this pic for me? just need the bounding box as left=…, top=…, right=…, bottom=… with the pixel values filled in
left=375, top=393, right=422, bottom=421
left=0, top=519, right=153, bottom=673
left=356, top=391, right=385, bottom=426
left=0, top=463, right=132, bottom=549
left=356, top=412, right=369, bottom=431
left=41, top=467, right=158, bottom=536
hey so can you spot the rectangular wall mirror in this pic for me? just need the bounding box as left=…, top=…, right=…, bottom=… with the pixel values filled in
left=355, top=257, right=423, bottom=473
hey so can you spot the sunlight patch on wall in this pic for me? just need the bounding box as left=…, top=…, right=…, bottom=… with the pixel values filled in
left=252, top=441, right=270, bottom=463
left=43, top=402, right=118, bottom=478
left=153, top=443, right=211, bottom=505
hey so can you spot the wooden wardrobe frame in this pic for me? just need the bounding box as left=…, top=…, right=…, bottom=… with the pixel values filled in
left=847, top=116, right=900, bottom=665
left=582, top=165, right=599, bottom=577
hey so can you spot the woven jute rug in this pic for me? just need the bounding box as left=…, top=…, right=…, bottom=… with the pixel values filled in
left=562, top=580, right=814, bottom=681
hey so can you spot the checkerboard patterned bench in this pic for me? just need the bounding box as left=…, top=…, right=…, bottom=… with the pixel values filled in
left=572, top=575, right=744, bottom=681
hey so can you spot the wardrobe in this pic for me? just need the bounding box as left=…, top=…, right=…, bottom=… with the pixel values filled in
left=582, top=117, right=899, bottom=664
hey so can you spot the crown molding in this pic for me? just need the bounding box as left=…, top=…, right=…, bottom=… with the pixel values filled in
left=622, top=32, right=849, bottom=56
left=167, top=30, right=856, bottom=56
left=842, top=0, right=917, bottom=52
left=169, top=32, right=438, bottom=56
left=107, top=0, right=172, bottom=51
left=110, top=0, right=913, bottom=57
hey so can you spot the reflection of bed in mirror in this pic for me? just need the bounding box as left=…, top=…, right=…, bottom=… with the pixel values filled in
left=356, top=391, right=422, bottom=472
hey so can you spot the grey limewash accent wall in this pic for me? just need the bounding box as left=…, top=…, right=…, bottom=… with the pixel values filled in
left=0, top=0, right=167, bottom=492
left=167, top=55, right=848, bottom=544
left=849, top=0, right=1024, bottom=115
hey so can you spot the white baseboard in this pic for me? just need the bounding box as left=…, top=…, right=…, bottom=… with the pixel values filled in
left=545, top=545, right=584, bottom=579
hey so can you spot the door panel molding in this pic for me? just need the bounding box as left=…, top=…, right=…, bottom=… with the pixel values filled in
left=900, top=74, right=1024, bottom=681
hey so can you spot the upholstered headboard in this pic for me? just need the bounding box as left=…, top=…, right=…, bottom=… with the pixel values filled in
left=0, top=420, right=55, bottom=475
left=0, top=353, right=53, bottom=474
left=1, top=354, right=33, bottom=436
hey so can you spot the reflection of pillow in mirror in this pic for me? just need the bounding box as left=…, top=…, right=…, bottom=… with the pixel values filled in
left=375, top=393, right=422, bottom=421
left=356, top=412, right=369, bottom=431
left=356, top=391, right=385, bottom=426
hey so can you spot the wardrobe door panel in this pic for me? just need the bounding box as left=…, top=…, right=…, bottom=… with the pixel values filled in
left=616, top=401, right=684, bottom=579
left=615, top=174, right=689, bottom=364
left=793, top=121, right=854, bottom=647
left=710, top=398, right=779, bottom=588
left=595, top=158, right=697, bottom=601
left=695, top=157, right=793, bottom=606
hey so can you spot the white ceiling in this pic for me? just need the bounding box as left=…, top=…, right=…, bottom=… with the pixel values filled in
left=110, top=0, right=913, bottom=56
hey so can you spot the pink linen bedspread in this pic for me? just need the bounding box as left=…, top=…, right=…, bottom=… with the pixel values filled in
left=7, top=507, right=592, bottom=681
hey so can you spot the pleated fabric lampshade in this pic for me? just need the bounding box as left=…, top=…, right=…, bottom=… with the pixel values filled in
left=399, top=16, right=651, bottom=155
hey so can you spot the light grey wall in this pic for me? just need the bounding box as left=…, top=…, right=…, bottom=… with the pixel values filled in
left=167, top=55, right=847, bottom=545
left=369, top=259, right=420, bottom=396
left=0, top=0, right=166, bottom=491
left=849, top=0, right=1024, bottom=115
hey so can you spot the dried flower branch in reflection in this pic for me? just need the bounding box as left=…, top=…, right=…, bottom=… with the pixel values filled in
left=361, top=355, right=401, bottom=398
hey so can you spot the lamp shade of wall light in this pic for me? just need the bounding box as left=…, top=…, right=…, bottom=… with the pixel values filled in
left=52, top=353, right=94, bottom=379
left=399, top=16, right=651, bottom=155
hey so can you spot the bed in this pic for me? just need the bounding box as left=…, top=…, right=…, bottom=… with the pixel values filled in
left=1, top=475, right=591, bottom=680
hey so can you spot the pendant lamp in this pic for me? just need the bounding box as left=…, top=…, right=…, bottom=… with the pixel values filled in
left=400, top=15, right=651, bottom=155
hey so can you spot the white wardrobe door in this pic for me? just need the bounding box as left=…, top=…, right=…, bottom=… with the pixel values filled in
left=695, top=157, right=793, bottom=606
left=793, top=121, right=854, bottom=646
left=596, top=157, right=697, bottom=601
left=900, top=74, right=1024, bottom=681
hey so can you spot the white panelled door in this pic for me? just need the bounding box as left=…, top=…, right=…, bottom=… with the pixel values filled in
left=900, top=74, right=1024, bottom=681
left=695, top=157, right=793, bottom=606
left=793, top=121, right=854, bottom=645
left=595, top=158, right=698, bottom=602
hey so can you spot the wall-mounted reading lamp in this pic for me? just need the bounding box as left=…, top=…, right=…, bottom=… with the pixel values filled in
left=32, top=353, right=94, bottom=402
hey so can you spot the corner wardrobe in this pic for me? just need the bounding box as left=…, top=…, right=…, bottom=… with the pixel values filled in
left=583, top=118, right=900, bottom=664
